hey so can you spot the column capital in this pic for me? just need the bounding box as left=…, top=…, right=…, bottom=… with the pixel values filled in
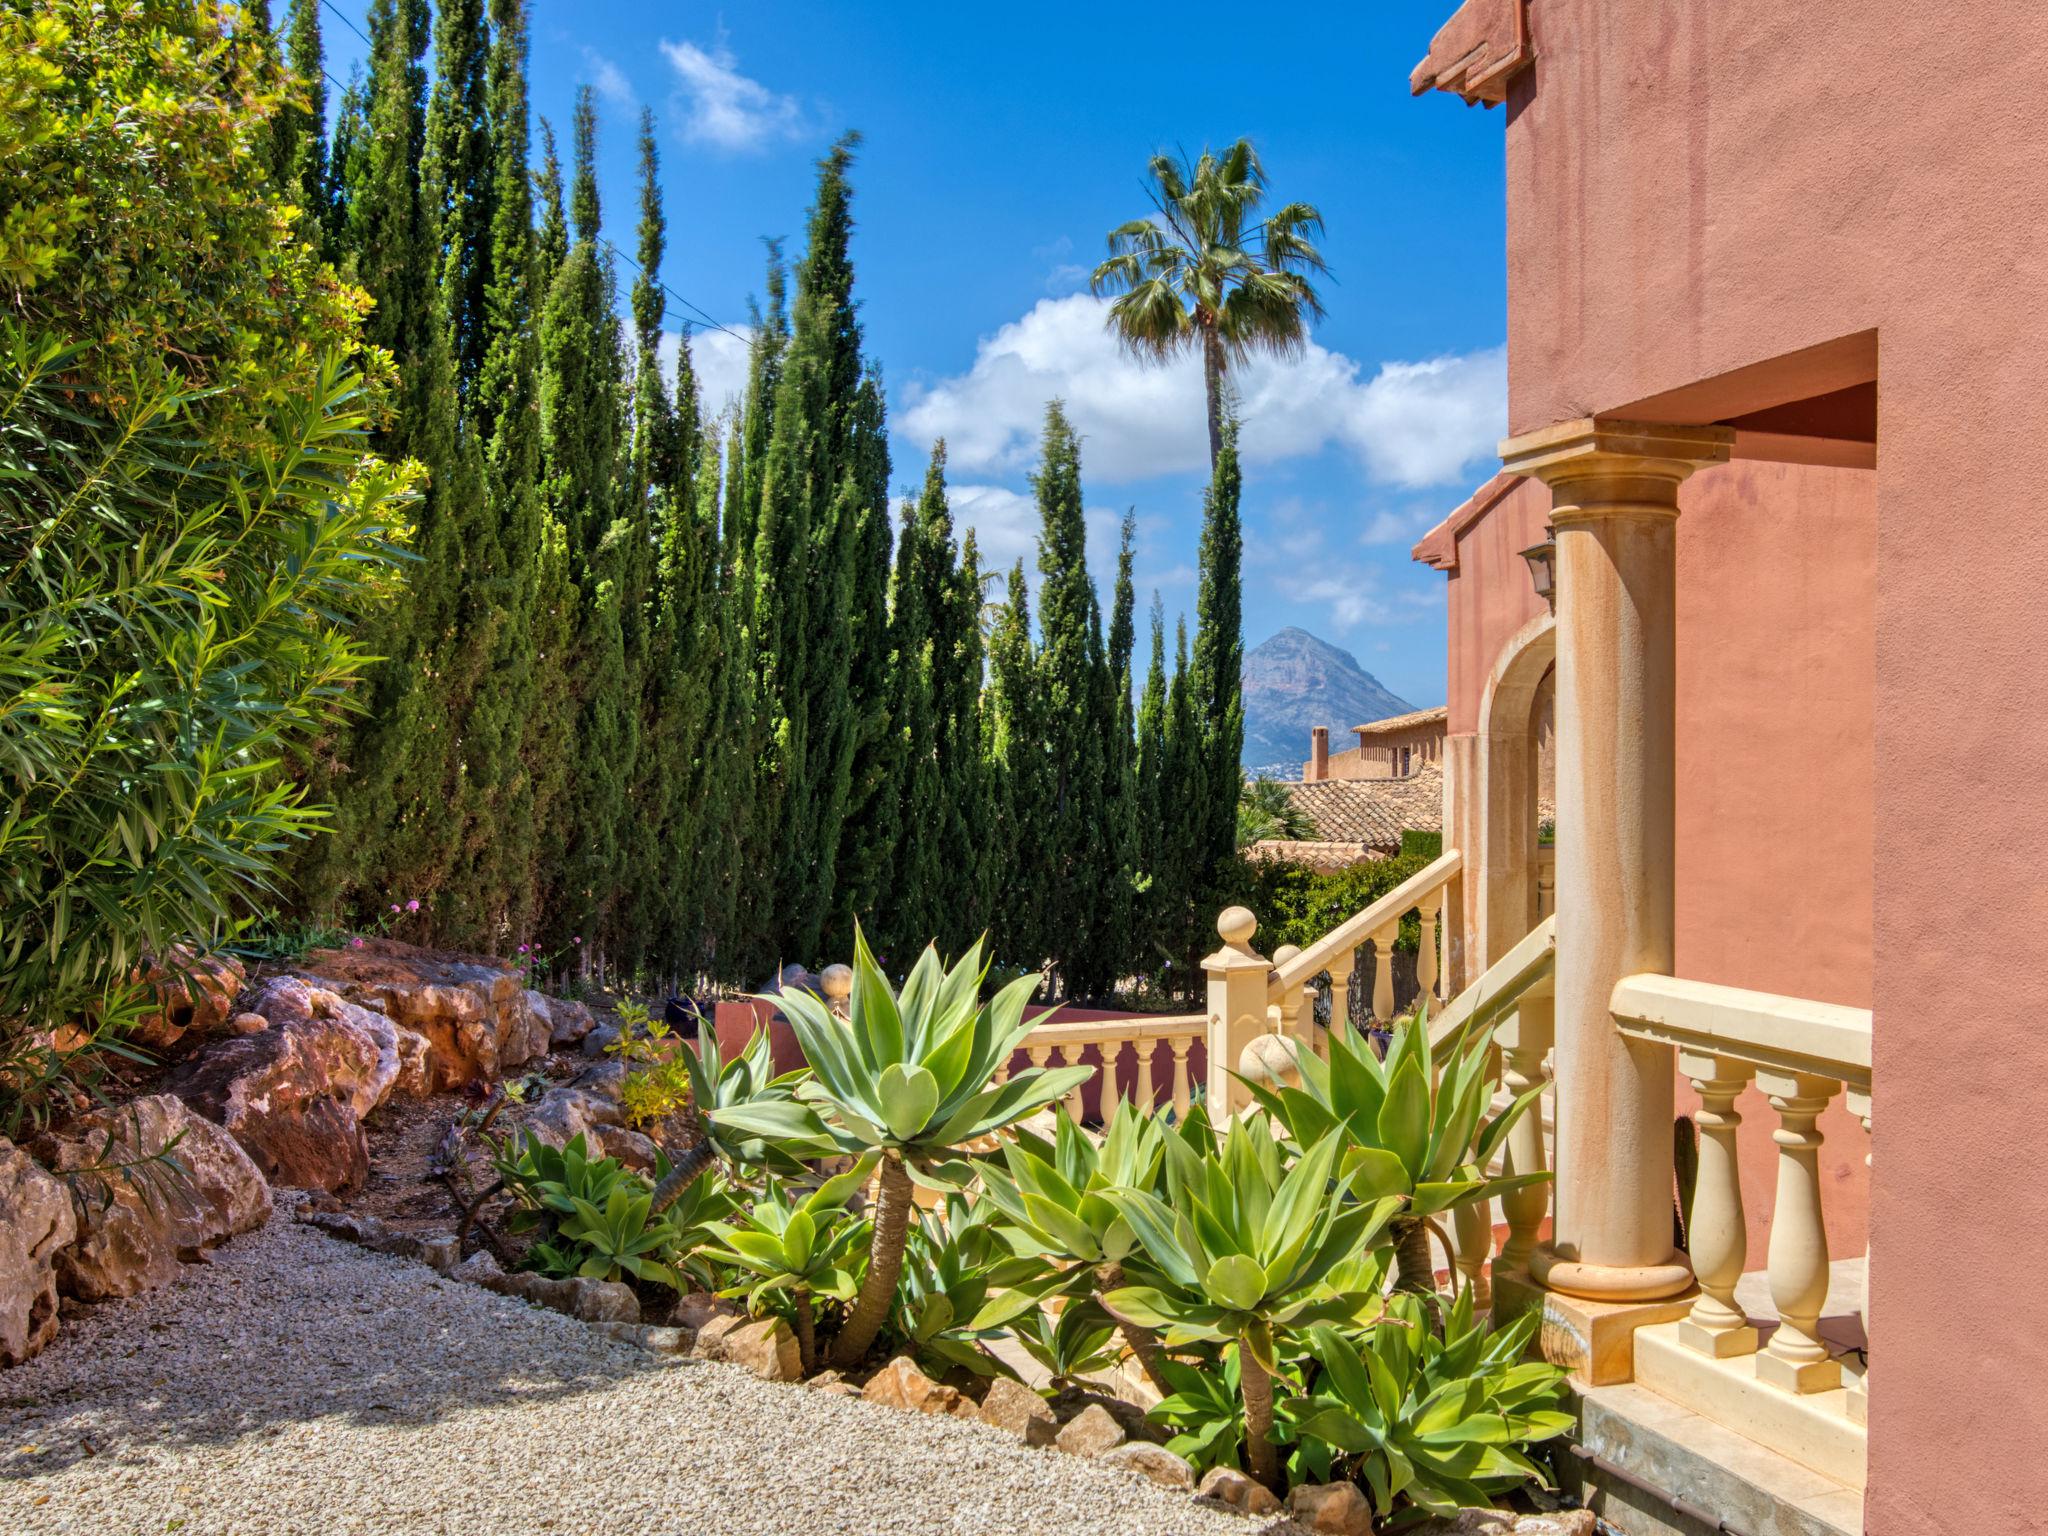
left=1500, top=418, right=1735, bottom=523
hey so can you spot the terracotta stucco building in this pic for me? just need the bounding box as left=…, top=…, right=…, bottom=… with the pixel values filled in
left=1402, top=3, right=2048, bottom=1533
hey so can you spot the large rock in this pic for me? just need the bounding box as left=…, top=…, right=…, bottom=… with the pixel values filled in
left=979, top=1376, right=1058, bottom=1447
left=1054, top=1403, right=1128, bottom=1458
left=535, top=992, right=597, bottom=1048
left=0, top=1139, right=74, bottom=1366
left=32, top=1096, right=269, bottom=1300
left=1287, top=1481, right=1375, bottom=1535
left=244, top=979, right=409, bottom=1113
left=299, top=939, right=547, bottom=1088
left=1097, top=1442, right=1195, bottom=1491
left=510, top=1087, right=622, bottom=1159
left=860, top=1356, right=978, bottom=1419
left=1196, top=1466, right=1283, bottom=1516
left=130, top=948, right=246, bottom=1052
left=163, top=1010, right=382, bottom=1193
left=716, top=1317, right=803, bottom=1382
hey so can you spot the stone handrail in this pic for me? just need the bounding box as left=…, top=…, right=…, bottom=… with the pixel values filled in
left=1268, top=848, right=1462, bottom=999
left=1427, top=912, right=1554, bottom=1049
left=1004, top=1012, right=1207, bottom=1123
left=1611, top=973, right=1873, bottom=1417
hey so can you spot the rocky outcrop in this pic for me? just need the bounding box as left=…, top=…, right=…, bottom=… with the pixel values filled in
left=0, top=1140, right=74, bottom=1366
left=509, top=1086, right=622, bottom=1160
left=163, top=1007, right=383, bottom=1193
left=300, top=940, right=547, bottom=1089
left=532, top=992, right=596, bottom=1049
left=31, top=1096, right=270, bottom=1301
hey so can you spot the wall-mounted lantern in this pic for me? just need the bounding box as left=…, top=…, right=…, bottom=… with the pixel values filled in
left=1519, top=528, right=1557, bottom=612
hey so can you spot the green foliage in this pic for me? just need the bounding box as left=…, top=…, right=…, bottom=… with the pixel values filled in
left=893, top=1193, right=1045, bottom=1380
left=1238, top=777, right=1315, bottom=848
left=494, top=1133, right=722, bottom=1290
left=1400, top=829, right=1444, bottom=861
left=1299, top=1294, right=1572, bottom=1516
left=700, top=1156, right=875, bottom=1319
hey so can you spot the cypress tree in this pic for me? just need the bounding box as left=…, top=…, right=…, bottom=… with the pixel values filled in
left=1095, top=511, right=1140, bottom=985
left=1031, top=400, right=1110, bottom=998
left=1190, top=412, right=1245, bottom=873
left=425, top=0, right=496, bottom=400
left=277, top=0, right=332, bottom=248
left=983, top=560, right=1044, bottom=970
left=1161, top=615, right=1203, bottom=992
left=882, top=452, right=946, bottom=955
left=939, top=526, right=988, bottom=949
left=1134, top=594, right=1170, bottom=972
left=752, top=135, right=871, bottom=961
left=327, top=68, right=367, bottom=254
left=533, top=119, right=567, bottom=301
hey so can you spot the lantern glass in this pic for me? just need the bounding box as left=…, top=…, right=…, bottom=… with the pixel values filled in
left=1519, top=531, right=1557, bottom=610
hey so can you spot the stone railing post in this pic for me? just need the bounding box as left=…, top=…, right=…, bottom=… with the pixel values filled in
left=1505, top=417, right=1731, bottom=1303
left=1495, top=992, right=1555, bottom=1275
left=1326, top=951, right=1355, bottom=1051
left=1756, top=1068, right=1841, bottom=1393
left=1270, top=944, right=1306, bottom=1051
left=1204, top=907, right=1270, bottom=1118
left=1417, top=889, right=1443, bottom=1004
left=822, top=963, right=853, bottom=1019
left=1677, top=1049, right=1760, bottom=1359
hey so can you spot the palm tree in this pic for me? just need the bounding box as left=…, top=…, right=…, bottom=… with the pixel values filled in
left=1091, top=140, right=1330, bottom=468
left=1237, top=775, right=1315, bottom=848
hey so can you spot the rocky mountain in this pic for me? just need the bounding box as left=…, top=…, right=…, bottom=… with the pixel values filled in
left=1240, top=627, right=1417, bottom=775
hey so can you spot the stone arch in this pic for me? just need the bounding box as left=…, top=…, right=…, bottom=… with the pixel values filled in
left=1474, top=610, right=1556, bottom=971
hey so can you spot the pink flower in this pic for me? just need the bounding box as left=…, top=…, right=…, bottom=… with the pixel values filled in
left=573, top=936, right=582, bottom=945
left=350, top=937, right=365, bottom=949
left=390, top=904, right=401, bottom=913
left=518, top=944, right=529, bottom=954
left=406, top=899, right=420, bottom=912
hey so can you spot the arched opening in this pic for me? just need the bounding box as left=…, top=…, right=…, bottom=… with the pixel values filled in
left=1474, top=611, right=1556, bottom=972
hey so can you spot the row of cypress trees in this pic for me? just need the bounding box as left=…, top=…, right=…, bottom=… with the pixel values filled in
left=259, top=0, right=1243, bottom=997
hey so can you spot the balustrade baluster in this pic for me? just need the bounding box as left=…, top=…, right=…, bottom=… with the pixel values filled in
left=1169, top=1035, right=1193, bottom=1117
left=1677, top=1049, right=1760, bottom=1358
left=1495, top=994, right=1553, bottom=1275
left=1060, top=1046, right=1088, bottom=1125
left=993, top=1057, right=1010, bottom=1086
left=1133, top=1037, right=1156, bottom=1113
left=1756, top=1069, right=1841, bottom=1393
left=1846, top=1086, right=1871, bottom=1424
left=1270, top=945, right=1306, bottom=1050
left=1026, top=1045, right=1050, bottom=1079
left=1452, top=1199, right=1491, bottom=1305
left=1417, top=892, right=1442, bottom=1004
left=1370, top=920, right=1399, bottom=1023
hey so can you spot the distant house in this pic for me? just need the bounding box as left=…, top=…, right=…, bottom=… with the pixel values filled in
left=1246, top=762, right=1449, bottom=871
left=1301, top=706, right=1450, bottom=782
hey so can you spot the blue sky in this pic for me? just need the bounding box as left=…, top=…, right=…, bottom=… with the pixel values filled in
left=323, top=1, right=1507, bottom=707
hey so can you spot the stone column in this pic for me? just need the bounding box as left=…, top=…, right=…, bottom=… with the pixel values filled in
left=1501, top=419, right=1732, bottom=1302
left=1203, top=907, right=1270, bottom=1117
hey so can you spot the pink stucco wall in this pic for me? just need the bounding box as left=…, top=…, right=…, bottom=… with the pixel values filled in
left=1455, top=2, right=2048, bottom=1525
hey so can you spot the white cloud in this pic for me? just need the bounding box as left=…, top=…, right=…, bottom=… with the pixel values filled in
left=582, top=49, right=635, bottom=109
left=664, top=326, right=753, bottom=422
left=899, top=294, right=1505, bottom=489
left=659, top=39, right=803, bottom=151
left=946, top=485, right=1131, bottom=612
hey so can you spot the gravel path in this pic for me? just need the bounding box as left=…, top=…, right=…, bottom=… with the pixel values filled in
left=0, top=1201, right=1268, bottom=1536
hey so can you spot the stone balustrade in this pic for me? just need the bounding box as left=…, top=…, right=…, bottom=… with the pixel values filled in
left=1609, top=974, right=1873, bottom=1405
left=1006, top=1014, right=1206, bottom=1125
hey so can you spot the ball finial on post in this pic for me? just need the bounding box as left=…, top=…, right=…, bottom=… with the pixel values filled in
left=821, top=963, right=853, bottom=1016
left=1216, top=906, right=1257, bottom=950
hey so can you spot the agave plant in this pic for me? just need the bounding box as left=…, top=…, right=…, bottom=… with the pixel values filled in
left=895, top=1193, right=1049, bottom=1380
left=1011, top=1297, right=1126, bottom=1390
left=698, top=1154, right=877, bottom=1371
left=1103, top=1120, right=1402, bottom=1489
left=1238, top=1004, right=1548, bottom=1293
left=1298, top=1289, right=1572, bottom=1515
left=710, top=930, right=1092, bottom=1368
left=645, top=1025, right=832, bottom=1217
left=978, top=1102, right=1182, bottom=1390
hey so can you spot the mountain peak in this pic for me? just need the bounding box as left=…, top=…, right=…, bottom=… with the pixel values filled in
left=1240, top=629, right=1418, bottom=774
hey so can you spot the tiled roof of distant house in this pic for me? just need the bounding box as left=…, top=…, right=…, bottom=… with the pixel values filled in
left=1352, top=705, right=1449, bottom=738
left=1244, top=839, right=1383, bottom=872
left=1282, top=763, right=1446, bottom=849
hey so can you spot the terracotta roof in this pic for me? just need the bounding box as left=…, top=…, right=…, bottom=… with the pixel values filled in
left=1409, top=0, right=1532, bottom=106
left=1280, top=764, right=1446, bottom=850
left=1352, top=705, right=1448, bottom=738
left=1245, top=840, right=1388, bottom=874
left=1412, top=470, right=1526, bottom=571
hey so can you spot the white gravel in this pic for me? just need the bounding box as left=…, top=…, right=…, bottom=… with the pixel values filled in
left=0, top=1200, right=1271, bottom=1536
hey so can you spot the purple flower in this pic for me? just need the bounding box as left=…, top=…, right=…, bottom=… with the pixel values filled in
left=573, top=936, right=582, bottom=945
left=406, top=899, right=420, bottom=913
left=518, top=944, right=529, bottom=954
left=390, top=904, right=401, bottom=913
left=350, top=937, right=365, bottom=949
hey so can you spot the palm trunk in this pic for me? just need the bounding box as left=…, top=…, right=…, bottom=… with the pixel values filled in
left=647, top=1139, right=716, bottom=1217
left=1096, top=1260, right=1172, bottom=1395
left=1238, top=1327, right=1281, bottom=1491
left=1391, top=1215, right=1437, bottom=1295
left=1202, top=328, right=1225, bottom=470
left=829, top=1151, right=913, bottom=1368
left=794, top=1290, right=817, bottom=1374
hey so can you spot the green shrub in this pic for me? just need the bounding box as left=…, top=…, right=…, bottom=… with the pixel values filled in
left=1399, top=828, right=1443, bottom=861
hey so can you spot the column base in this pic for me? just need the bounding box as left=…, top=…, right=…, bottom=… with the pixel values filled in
left=1494, top=1265, right=1697, bottom=1385
left=1532, top=1239, right=1693, bottom=1302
